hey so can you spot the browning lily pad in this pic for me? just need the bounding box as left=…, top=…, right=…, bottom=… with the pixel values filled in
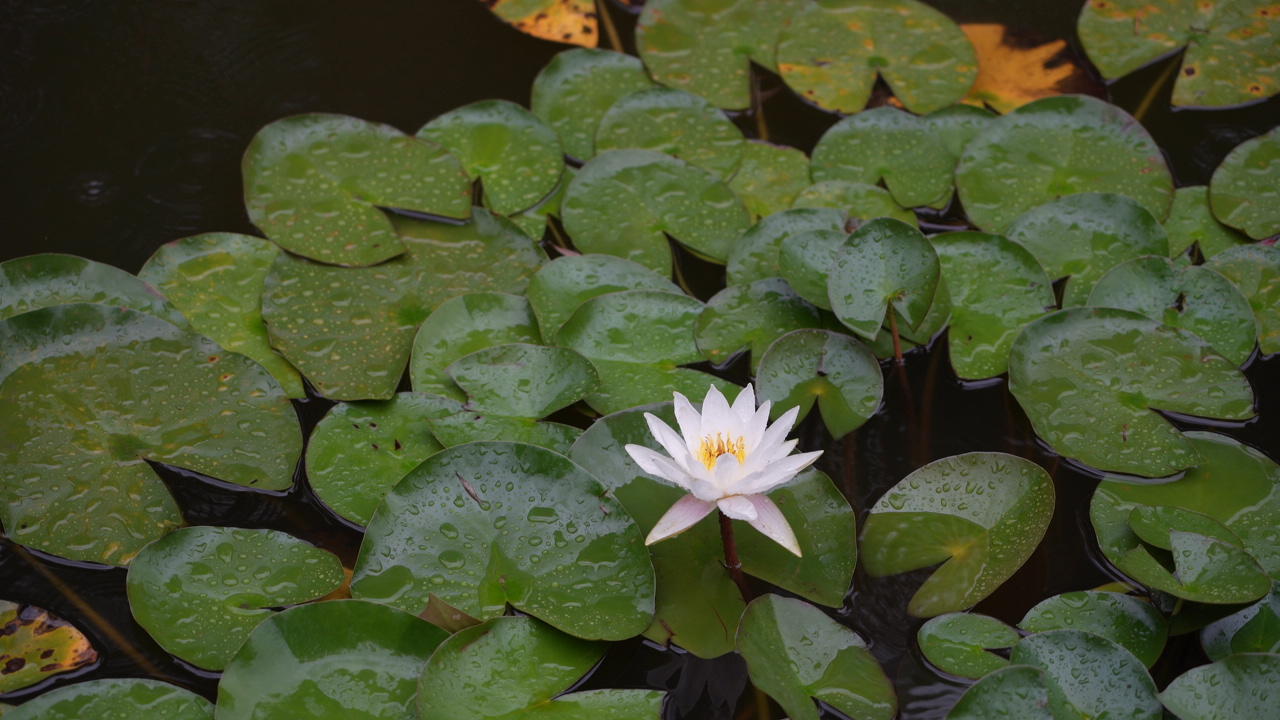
left=530, top=48, right=657, bottom=160
left=3, top=679, right=212, bottom=720
left=960, top=23, right=1087, bottom=113
left=755, top=328, right=883, bottom=439
left=811, top=106, right=955, bottom=209
left=0, top=253, right=185, bottom=326
left=242, top=113, right=471, bottom=266
left=0, top=601, right=97, bottom=694
left=1209, top=126, right=1280, bottom=240
left=479, top=0, right=599, bottom=47
left=728, top=141, right=812, bottom=220
left=595, top=87, right=744, bottom=178
left=1205, top=244, right=1280, bottom=356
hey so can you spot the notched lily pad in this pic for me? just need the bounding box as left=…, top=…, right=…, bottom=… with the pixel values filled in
left=917, top=612, right=1019, bottom=679
left=811, top=106, right=955, bottom=209
left=0, top=601, right=98, bottom=694
left=530, top=48, right=657, bottom=160
left=756, top=329, right=883, bottom=439
left=0, top=253, right=185, bottom=326
left=1201, top=587, right=1280, bottom=660
left=1159, top=653, right=1280, bottom=720
left=595, top=87, right=744, bottom=178
left=828, top=217, right=940, bottom=341
left=242, top=113, right=471, bottom=266
left=3, top=679, right=212, bottom=720
left=417, top=392, right=581, bottom=455
left=695, top=278, right=825, bottom=371
left=728, top=141, right=812, bottom=220
left=526, top=254, right=681, bottom=342
left=1019, top=591, right=1168, bottom=667
left=791, top=180, right=917, bottom=227
left=1164, top=186, right=1249, bottom=259
left=1206, top=244, right=1280, bottom=356
left=779, top=227, right=854, bottom=310
left=861, top=452, right=1055, bottom=617
left=726, top=208, right=846, bottom=287
left=447, top=343, right=598, bottom=418
left=480, top=0, right=599, bottom=47
left=409, top=292, right=541, bottom=399
left=1209, top=127, right=1280, bottom=239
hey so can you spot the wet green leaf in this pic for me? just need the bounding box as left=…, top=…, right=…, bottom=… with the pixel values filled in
left=530, top=48, right=657, bottom=160
left=636, top=0, right=807, bottom=109
left=139, top=233, right=304, bottom=397
left=417, top=615, right=664, bottom=720
left=561, top=149, right=750, bottom=272
left=126, top=526, right=343, bottom=671
left=737, top=594, right=896, bottom=720
left=861, top=452, right=1054, bottom=617
left=1008, top=308, right=1254, bottom=477
left=448, top=343, right=598, bottom=417
left=926, top=104, right=995, bottom=161
left=409, top=292, right=541, bottom=399
left=417, top=100, right=564, bottom=216
left=1001, top=630, right=1161, bottom=720
left=1209, top=127, right=1280, bottom=239
left=811, top=106, right=954, bottom=209
left=955, top=95, right=1173, bottom=233
left=917, top=612, right=1018, bottom=679
left=756, top=329, right=883, bottom=439
left=417, top=392, right=581, bottom=455
left=829, top=218, right=940, bottom=340
left=242, top=113, right=470, bottom=266
left=728, top=141, right=812, bottom=219
left=526, top=254, right=681, bottom=342
left=1160, top=653, right=1280, bottom=720
left=1201, top=587, right=1280, bottom=660
left=0, top=253, right=185, bottom=326
left=586, top=359, right=740, bottom=416
left=932, top=231, right=1054, bottom=380
left=791, top=180, right=917, bottom=227
left=779, top=227, right=852, bottom=310
left=508, top=165, right=571, bottom=239
left=1078, top=0, right=1280, bottom=108
left=1019, top=591, right=1168, bottom=667
left=3, top=679, right=211, bottom=720
left=0, top=304, right=300, bottom=565
left=727, top=207, right=846, bottom=287
left=1164, top=186, right=1249, bottom=259
left=215, top=599, right=447, bottom=720
left=262, top=211, right=545, bottom=401
left=306, top=393, right=444, bottom=526
left=595, top=87, right=744, bottom=178
left=776, top=0, right=977, bottom=114
left=946, top=665, right=1053, bottom=720
left=0, top=601, right=97, bottom=694
left=480, top=0, right=599, bottom=47
left=351, top=442, right=655, bottom=640
left=695, top=278, right=825, bottom=371
left=1205, top=244, right=1280, bottom=355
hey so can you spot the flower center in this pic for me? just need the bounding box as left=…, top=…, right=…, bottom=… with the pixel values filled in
left=696, top=433, right=746, bottom=471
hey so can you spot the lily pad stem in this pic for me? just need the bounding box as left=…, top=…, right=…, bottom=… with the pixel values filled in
left=597, top=0, right=623, bottom=53
left=888, top=310, right=904, bottom=364
left=751, top=72, right=769, bottom=142
left=1133, top=53, right=1180, bottom=123
left=718, top=510, right=752, bottom=600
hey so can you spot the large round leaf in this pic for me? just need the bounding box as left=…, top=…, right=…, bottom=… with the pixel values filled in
left=417, top=100, right=564, bottom=216
left=351, top=442, right=655, bottom=640
left=1008, top=308, right=1255, bottom=477
left=1011, top=630, right=1161, bottom=719
left=791, top=180, right=917, bottom=227
left=408, top=292, right=541, bottom=399
left=0, top=601, right=97, bottom=694
left=756, top=329, right=883, bottom=439
left=1078, top=0, right=1280, bottom=108
left=139, top=233, right=304, bottom=397
left=416, top=392, right=582, bottom=455
left=1206, top=244, right=1280, bottom=356
left=931, top=231, right=1054, bottom=380
left=737, top=594, right=896, bottom=720
left=1164, top=186, right=1249, bottom=259
left=695, top=278, right=825, bottom=371
left=4, top=679, right=211, bottom=720
left=262, top=211, right=544, bottom=401
left=776, top=0, right=977, bottom=115
left=417, top=615, right=665, bottom=720
left=595, top=87, right=744, bottom=178
left=525, top=254, right=681, bottom=342
left=917, top=612, right=1018, bottom=679
left=561, top=149, right=750, bottom=272
left=126, top=526, right=344, bottom=670
left=1209, top=127, right=1280, bottom=239
left=530, top=48, right=657, bottom=160
left=811, top=106, right=954, bottom=209
left=1019, top=591, right=1168, bottom=668
left=726, top=208, right=846, bottom=287
left=955, top=95, right=1173, bottom=233
left=215, top=599, right=447, bottom=720
left=1201, top=587, right=1280, bottom=659
left=1004, top=193, right=1169, bottom=307
left=828, top=217, right=940, bottom=340
left=447, top=343, right=598, bottom=417
left=0, top=253, right=185, bottom=326
left=1159, top=653, right=1280, bottom=720
left=861, top=452, right=1054, bottom=617
left=1088, top=256, right=1256, bottom=365
left=729, top=141, right=812, bottom=220
left=636, top=0, right=807, bottom=110
left=0, top=304, right=300, bottom=565
left=946, top=666, right=1053, bottom=720
left=242, top=113, right=471, bottom=266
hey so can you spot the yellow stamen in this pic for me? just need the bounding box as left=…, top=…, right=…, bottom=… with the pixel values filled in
left=696, top=433, right=747, bottom=471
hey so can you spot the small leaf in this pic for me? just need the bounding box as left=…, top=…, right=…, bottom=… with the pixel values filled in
left=791, top=180, right=917, bottom=227
left=729, top=141, right=812, bottom=220
left=1209, top=127, right=1280, bottom=239
left=0, top=601, right=98, bottom=694
left=811, top=106, right=954, bottom=209
left=1206, top=244, right=1280, bottom=356
left=828, top=217, right=940, bottom=340
left=2, top=679, right=211, bottom=720
left=1159, top=653, right=1280, bottom=720
left=1201, top=587, right=1280, bottom=660
left=756, top=329, right=883, bottom=440
left=417, top=392, right=581, bottom=454
left=595, top=87, right=744, bottom=178
left=1164, top=186, right=1249, bottom=259
left=530, top=48, right=656, bottom=160
left=1019, top=591, right=1168, bottom=667
left=0, top=253, right=186, bottom=327
left=727, top=207, right=846, bottom=287
left=526, top=254, right=681, bottom=342
left=409, top=292, right=541, bottom=399
left=917, top=612, right=1018, bottom=679
left=695, top=278, right=825, bottom=371
left=779, top=227, right=852, bottom=310
left=447, top=343, right=599, bottom=417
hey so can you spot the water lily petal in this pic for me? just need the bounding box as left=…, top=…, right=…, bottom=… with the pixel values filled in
left=731, top=383, right=757, bottom=423
left=738, top=450, right=823, bottom=494
left=673, top=390, right=704, bottom=455
left=646, top=494, right=715, bottom=545
left=717, top=494, right=758, bottom=521
left=743, top=494, right=802, bottom=557
left=756, top=405, right=800, bottom=456
left=643, top=412, right=697, bottom=474
left=744, top=400, right=772, bottom=452
left=712, top=452, right=746, bottom=495
left=700, top=383, right=739, bottom=440
left=625, top=443, right=696, bottom=492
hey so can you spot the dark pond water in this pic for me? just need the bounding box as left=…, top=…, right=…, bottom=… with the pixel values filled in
left=1, top=1, right=1278, bottom=717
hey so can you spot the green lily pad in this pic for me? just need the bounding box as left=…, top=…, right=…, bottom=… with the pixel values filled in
left=215, top=599, right=447, bottom=720
left=728, top=141, right=812, bottom=220
left=917, top=612, right=1019, bottom=679
left=262, top=211, right=545, bottom=401
left=1078, top=0, right=1280, bottom=108
left=791, top=180, right=917, bottom=227
left=595, top=87, right=744, bottom=178
left=1201, top=587, right=1280, bottom=660
left=526, top=254, right=681, bottom=342
left=1088, top=256, right=1256, bottom=365
left=931, top=231, right=1054, bottom=380
left=447, top=343, right=598, bottom=417
left=1008, top=308, right=1254, bottom=477
left=737, top=594, right=897, bottom=720
left=242, top=113, right=471, bottom=266
left=1205, top=244, right=1280, bottom=355
left=561, top=149, right=750, bottom=272
left=1164, top=186, right=1249, bottom=259
left=695, top=278, right=825, bottom=371
left=417, top=615, right=665, bottom=720
left=1004, top=192, right=1169, bottom=307
left=895, top=275, right=952, bottom=348
left=776, top=0, right=977, bottom=114
left=755, top=329, right=883, bottom=439
left=811, top=106, right=954, bottom=209
left=0, top=253, right=185, bottom=326
left=578, top=359, right=740, bottom=416
left=861, top=452, right=1055, bottom=617
left=0, top=304, right=300, bottom=565
left=508, top=166, right=571, bottom=239
left=139, top=233, right=304, bottom=398
left=1160, top=653, right=1280, bottom=720
left=1000, top=630, right=1161, bottom=720
left=0, top=601, right=97, bottom=694
left=1210, top=127, right=1280, bottom=239
left=530, top=48, right=657, bottom=160
left=409, top=292, right=541, bottom=399
left=927, top=104, right=995, bottom=161
left=955, top=95, right=1173, bottom=233
left=1019, top=591, right=1168, bottom=668
left=351, top=442, right=655, bottom=640
left=636, top=0, right=807, bottom=110
left=126, top=526, right=344, bottom=670
left=417, top=100, right=564, bottom=215
left=417, top=394, right=581, bottom=454
left=727, top=208, right=847, bottom=287
left=3, top=679, right=211, bottom=720
left=779, top=227, right=852, bottom=310
left=946, top=665, right=1053, bottom=720
left=829, top=217, right=940, bottom=340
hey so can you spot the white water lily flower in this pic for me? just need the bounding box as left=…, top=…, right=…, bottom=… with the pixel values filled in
left=624, top=384, right=822, bottom=557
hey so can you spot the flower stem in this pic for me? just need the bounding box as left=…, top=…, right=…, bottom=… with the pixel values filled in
left=718, top=510, right=752, bottom=600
